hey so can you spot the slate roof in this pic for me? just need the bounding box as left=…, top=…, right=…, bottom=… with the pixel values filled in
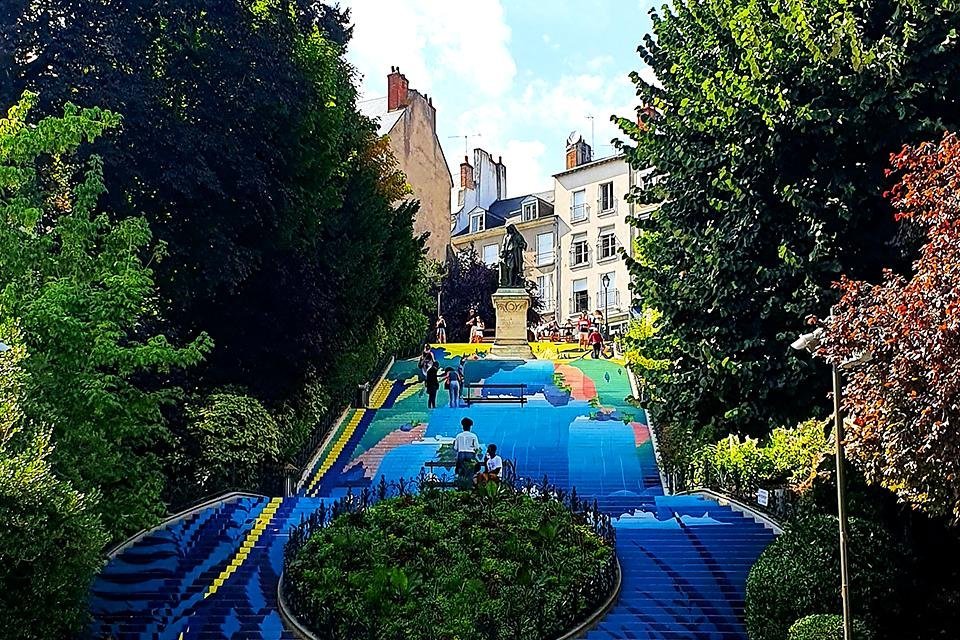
left=358, top=96, right=405, bottom=136
left=452, top=194, right=555, bottom=238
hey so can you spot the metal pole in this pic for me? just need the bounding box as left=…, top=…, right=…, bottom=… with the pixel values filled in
left=604, top=283, right=610, bottom=336
left=833, top=364, right=854, bottom=640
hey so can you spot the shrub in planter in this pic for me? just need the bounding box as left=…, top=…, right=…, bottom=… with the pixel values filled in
left=284, top=484, right=616, bottom=640
left=788, top=614, right=873, bottom=640
left=745, top=514, right=901, bottom=640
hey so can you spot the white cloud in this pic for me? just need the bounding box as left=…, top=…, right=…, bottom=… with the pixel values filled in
left=343, top=0, right=515, bottom=99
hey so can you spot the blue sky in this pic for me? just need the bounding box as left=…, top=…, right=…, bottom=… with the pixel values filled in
left=342, top=1, right=661, bottom=199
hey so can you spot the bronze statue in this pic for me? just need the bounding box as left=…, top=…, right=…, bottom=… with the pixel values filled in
left=499, top=224, right=527, bottom=288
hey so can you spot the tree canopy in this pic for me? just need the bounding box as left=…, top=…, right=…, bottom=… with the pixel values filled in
left=616, top=0, right=960, bottom=463
left=821, top=131, right=960, bottom=520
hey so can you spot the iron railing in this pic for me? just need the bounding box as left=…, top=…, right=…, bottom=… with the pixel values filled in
left=281, top=473, right=618, bottom=639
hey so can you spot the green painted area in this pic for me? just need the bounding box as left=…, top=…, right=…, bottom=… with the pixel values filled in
left=568, top=359, right=633, bottom=407
left=353, top=409, right=427, bottom=457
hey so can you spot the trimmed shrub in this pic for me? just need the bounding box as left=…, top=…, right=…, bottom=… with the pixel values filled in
left=788, top=614, right=873, bottom=640
left=285, top=485, right=616, bottom=640
left=188, top=393, right=280, bottom=490
left=745, top=514, right=901, bottom=640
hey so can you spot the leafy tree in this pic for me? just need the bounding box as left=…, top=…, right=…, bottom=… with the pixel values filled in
left=440, top=247, right=500, bottom=342
left=186, top=393, right=280, bottom=491
left=616, top=1, right=960, bottom=457
left=0, top=1, right=425, bottom=408
left=0, top=323, right=107, bottom=637
left=819, top=131, right=960, bottom=520
left=0, top=93, right=210, bottom=538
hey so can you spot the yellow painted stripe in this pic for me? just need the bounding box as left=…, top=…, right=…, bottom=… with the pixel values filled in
left=396, top=382, right=423, bottom=403
left=368, top=379, right=393, bottom=408
left=204, top=497, right=283, bottom=598
left=305, top=409, right=369, bottom=495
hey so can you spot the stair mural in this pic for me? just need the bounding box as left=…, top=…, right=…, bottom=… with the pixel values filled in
left=88, top=347, right=774, bottom=639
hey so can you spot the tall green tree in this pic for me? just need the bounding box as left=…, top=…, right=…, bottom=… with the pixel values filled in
left=617, top=0, right=960, bottom=465
left=0, top=93, right=210, bottom=538
left=0, top=2, right=427, bottom=413
left=0, top=322, right=107, bottom=638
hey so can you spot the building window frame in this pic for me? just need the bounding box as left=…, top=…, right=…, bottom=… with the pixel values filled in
left=470, top=212, right=484, bottom=233
left=536, top=231, right=555, bottom=266
left=598, top=181, right=616, bottom=214
left=572, top=278, right=589, bottom=314
left=522, top=201, right=538, bottom=222
left=597, top=228, right=618, bottom=262
left=482, top=243, right=498, bottom=266
left=537, top=273, right=555, bottom=310
left=571, top=189, right=589, bottom=223
left=570, top=234, right=590, bottom=267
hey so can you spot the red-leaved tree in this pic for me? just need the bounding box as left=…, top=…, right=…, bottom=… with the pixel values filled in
left=820, top=132, right=960, bottom=520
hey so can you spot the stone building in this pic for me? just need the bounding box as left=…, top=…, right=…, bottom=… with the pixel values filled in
left=451, top=148, right=559, bottom=323
left=359, top=67, right=453, bottom=261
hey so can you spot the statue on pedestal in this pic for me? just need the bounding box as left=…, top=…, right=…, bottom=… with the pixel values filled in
left=499, top=224, right=527, bottom=288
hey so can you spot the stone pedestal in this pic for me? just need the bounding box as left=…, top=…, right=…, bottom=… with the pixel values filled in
left=491, top=288, right=535, bottom=360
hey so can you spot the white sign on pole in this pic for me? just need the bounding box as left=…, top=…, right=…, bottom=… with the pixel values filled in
left=757, top=488, right=769, bottom=507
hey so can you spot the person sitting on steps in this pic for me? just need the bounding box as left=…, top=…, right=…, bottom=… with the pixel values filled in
left=474, top=443, right=503, bottom=486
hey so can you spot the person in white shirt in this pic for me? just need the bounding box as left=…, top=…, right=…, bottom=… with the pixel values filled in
left=453, top=417, right=480, bottom=475
left=474, top=443, right=503, bottom=485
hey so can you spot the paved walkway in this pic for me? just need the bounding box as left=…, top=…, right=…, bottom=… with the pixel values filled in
left=89, top=347, right=773, bottom=639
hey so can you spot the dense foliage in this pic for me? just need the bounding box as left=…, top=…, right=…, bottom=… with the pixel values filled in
left=440, top=247, right=499, bottom=342
left=1, top=0, right=426, bottom=409
left=745, top=514, right=902, bottom=640
left=186, top=393, right=281, bottom=492
left=690, top=418, right=828, bottom=497
left=0, top=323, right=107, bottom=637
left=0, top=94, right=209, bottom=538
left=616, top=0, right=960, bottom=463
left=788, top=615, right=873, bottom=640
left=820, top=132, right=960, bottom=520
left=284, top=486, right=615, bottom=640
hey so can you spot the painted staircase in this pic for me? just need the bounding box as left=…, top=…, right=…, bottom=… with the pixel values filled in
left=88, top=354, right=775, bottom=639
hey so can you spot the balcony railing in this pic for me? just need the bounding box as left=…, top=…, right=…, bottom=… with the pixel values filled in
left=570, top=203, right=589, bottom=223
left=536, top=250, right=556, bottom=266
left=596, top=289, right=621, bottom=310
left=570, top=294, right=591, bottom=314
left=597, top=199, right=618, bottom=215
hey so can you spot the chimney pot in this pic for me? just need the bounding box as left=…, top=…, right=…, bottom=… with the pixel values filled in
left=460, top=157, right=475, bottom=190
left=387, top=67, right=410, bottom=112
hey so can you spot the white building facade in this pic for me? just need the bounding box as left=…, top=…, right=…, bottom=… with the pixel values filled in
left=554, top=135, right=639, bottom=335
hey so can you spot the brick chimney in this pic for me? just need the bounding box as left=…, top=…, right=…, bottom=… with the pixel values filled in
left=460, top=155, right=475, bottom=190
left=565, top=132, right=593, bottom=169
left=387, top=66, right=410, bottom=112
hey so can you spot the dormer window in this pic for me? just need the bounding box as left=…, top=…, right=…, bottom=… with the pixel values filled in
left=470, top=212, right=484, bottom=233
left=522, top=201, right=538, bottom=221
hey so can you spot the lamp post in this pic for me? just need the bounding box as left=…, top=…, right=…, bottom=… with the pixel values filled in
left=790, top=326, right=871, bottom=640
left=601, top=273, right=611, bottom=336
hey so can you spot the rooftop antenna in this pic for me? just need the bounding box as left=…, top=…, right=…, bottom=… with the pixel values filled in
left=448, top=133, right=482, bottom=157
left=585, top=115, right=595, bottom=150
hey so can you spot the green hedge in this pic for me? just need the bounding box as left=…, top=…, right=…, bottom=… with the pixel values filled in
left=285, top=485, right=616, bottom=640
left=745, top=514, right=901, bottom=640
left=788, top=614, right=874, bottom=640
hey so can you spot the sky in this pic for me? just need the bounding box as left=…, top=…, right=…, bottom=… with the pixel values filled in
left=341, top=0, right=661, bottom=200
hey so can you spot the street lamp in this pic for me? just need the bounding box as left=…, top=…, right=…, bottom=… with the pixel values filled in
left=791, top=324, right=871, bottom=640
left=601, top=273, right=611, bottom=336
